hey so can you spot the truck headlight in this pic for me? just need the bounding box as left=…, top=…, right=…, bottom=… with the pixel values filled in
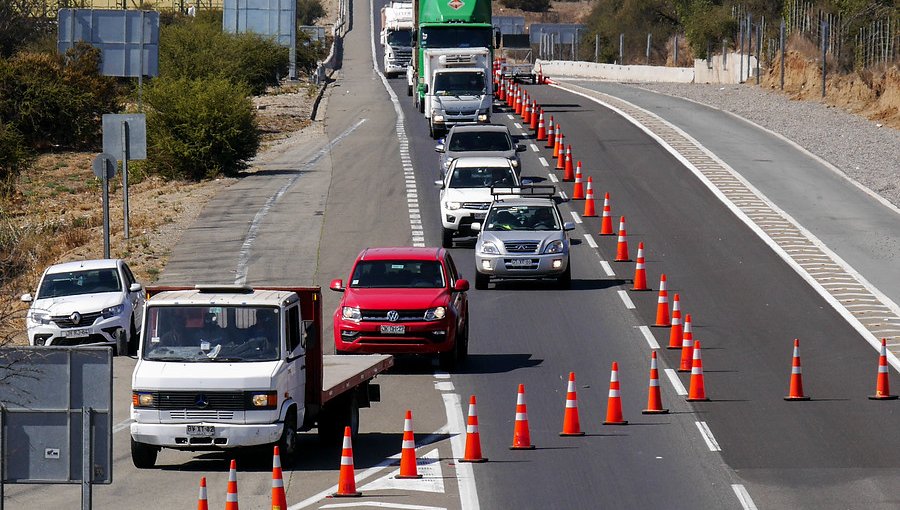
left=445, top=201, right=461, bottom=210
left=132, top=391, right=155, bottom=407
left=342, top=306, right=361, bottom=322
left=433, top=114, right=445, bottom=123
left=481, top=242, right=500, bottom=255
left=102, top=303, right=125, bottom=318
left=543, top=240, right=565, bottom=254
left=477, top=114, right=489, bottom=122
left=249, top=391, right=278, bottom=409
left=424, top=306, right=446, bottom=321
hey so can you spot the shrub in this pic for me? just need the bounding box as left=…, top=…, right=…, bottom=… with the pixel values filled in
left=0, top=120, right=30, bottom=195
left=144, top=77, right=259, bottom=180
left=297, top=0, right=326, bottom=25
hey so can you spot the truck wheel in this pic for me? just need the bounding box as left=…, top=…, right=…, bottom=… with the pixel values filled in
left=475, top=271, right=490, bottom=290
left=277, top=411, right=298, bottom=466
left=407, top=83, right=413, bottom=96
left=557, top=261, right=572, bottom=289
left=131, top=438, right=158, bottom=469
left=441, top=228, right=454, bottom=248
left=418, top=97, right=425, bottom=114
left=317, top=393, right=360, bottom=445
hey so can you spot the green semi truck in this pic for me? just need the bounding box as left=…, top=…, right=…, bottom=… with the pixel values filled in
left=405, top=0, right=496, bottom=112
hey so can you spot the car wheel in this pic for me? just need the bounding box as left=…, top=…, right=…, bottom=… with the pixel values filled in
left=131, top=437, right=158, bottom=469
left=558, top=261, right=572, bottom=289
left=276, top=410, right=298, bottom=467
left=458, top=317, right=469, bottom=362
left=441, top=228, right=454, bottom=248
left=128, top=316, right=139, bottom=356
left=407, top=83, right=413, bottom=96
left=475, top=271, right=489, bottom=290
left=113, top=328, right=128, bottom=357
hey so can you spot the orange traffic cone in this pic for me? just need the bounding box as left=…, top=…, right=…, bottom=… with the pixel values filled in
left=653, top=274, right=670, bottom=327
left=507, top=84, right=515, bottom=108
left=599, top=193, right=614, bottom=235
left=870, top=338, right=898, bottom=400
left=572, top=162, right=584, bottom=199
left=603, top=362, right=628, bottom=425
left=530, top=103, right=539, bottom=130
left=678, top=313, right=694, bottom=372
left=614, top=216, right=630, bottom=262
left=563, top=146, right=574, bottom=180
left=522, top=98, right=531, bottom=124
left=667, top=294, right=683, bottom=349
left=631, top=242, right=648, bottom=290
left=642, top=352, right=669, bottom=414
left=396, top=410, right=423, bottom=478
left=498, top=79, right=506, bottom=101
left=333, top=426, right=362, bottom=497
left=510, top=384, right=535, bottom=450
left=460, top=395, right=487, bottom=462
left=556, top=141, right=565, bottom=169
left=197, top=477, right=209, bottom=510
left=544, top=117, right=555, bottom=147
left=271, top=447, right=287, bottom=510
left=225, top=459, right=239, bottom=510
left=536, top=111, right=546, bottom=140
left=553, top=128, right=563, bottom=158
left=560, top=372, right=584, bottom=436
left=686, top=340, right=709, bottom=401
left=784, top=339, right=810, bottom=401
left=583, top=177, right=597, bottom=217
left=515, top=90, right=523, bottom=115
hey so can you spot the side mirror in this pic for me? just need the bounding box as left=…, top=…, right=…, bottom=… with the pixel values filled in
left=434, top=180, right=444, bottom=188
left=515, top=144, right=526, bottom=152
left=454, top=279, right=470, bottom=292
left=434, top=144, right=445, bottom=152
left=521, top=178, right=533, bottom=185
left=129, top=283, right=143, bottom=293
left=21, top=293, right=33, bottom=303
left=563, top=222, right=576, bottom=231
left=470, top=222, right=482, bottom=232
left=329, top=279, right=344, bottom=292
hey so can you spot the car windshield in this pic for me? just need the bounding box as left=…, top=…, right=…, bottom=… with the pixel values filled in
left=447, top=131, right=512, bottom=152
left=350, top=260, right=445, bottom=288
left=449, top=166, right=515, bottom=188
left=142, top=306, right=280, bottom=362
left=37, top=268, right=122, bottom=298
left=434, top=71, right=484, bottom=96
left=387, top=29, right=412, bottom=46
left=420, top=27, right=493, bottom=49
left=485, top=205, right=560, bottom=231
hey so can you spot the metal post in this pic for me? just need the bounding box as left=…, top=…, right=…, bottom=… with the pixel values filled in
left=821, top=21, right=828, bottom=97
left=594, top=34, right=599, bottom=62
left=619, top=33, right=624, bottom=64
left=722, top=39, right=727, bottom=70
left=121, top=122, right=130, bottom=239
left=746, top=14, right=752, bottom=81
left=138, top=10, right=144, bottom=111
left=81, top=407, right=92, bottom=510
left=103, top=168, right=110, bottom=259
left=755, top=23, right=761, bottom=84
left=646, top=33, right=651, bottom=64
left=739, top=20, right=744, bottom=82
left=780, top=18, right=785, bottom=90
left=571, top=30, right=576, bottom=61
left=674, top=34, right=679, bottom=66
left=1, top=406, right=5, bottom=510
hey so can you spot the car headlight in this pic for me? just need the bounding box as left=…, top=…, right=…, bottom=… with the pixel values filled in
left=132, top=391, right=155, bottom=408
left=444, top=158, right=454, bottom=169
left=249, top=391, right=278, bottom=408
left=433, top=114, right=445, bottom=123
left=510, top=159, right=519, bottom=168
left=424, top=306, right=446, bottom=321
left=477, top=114, right=489, bottom=122
left=29, top=311, right=51, bottom=325
left=445, top=201, right=461, bottom=210
left=544, top=240, right=565, bottom=254
left=481, top=242, right=500, bottom=255
left=101, top=303, right=125, bottom=318
left=342, top=306, right=361, bottom=322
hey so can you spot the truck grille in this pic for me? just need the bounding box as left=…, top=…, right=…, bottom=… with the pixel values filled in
left=52, top=311, right=102, bottom=328
left=361, top=309, right=429, bottom=322
left=155, top=391, right=245, bottom=410
left=168, top=410, right=236, bottom=421
left=504, top=241, right=540, bottom=253
left=462, top=202, right=489, bottom=210
left=446, top=109, right=477, bottom=116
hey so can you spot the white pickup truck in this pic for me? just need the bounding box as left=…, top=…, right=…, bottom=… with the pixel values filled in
left=422, top=48, right=492, bottom=138
left=129, top=285, right=392, bottom=467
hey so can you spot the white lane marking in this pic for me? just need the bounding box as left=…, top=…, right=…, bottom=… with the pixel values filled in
left=444, top=392, right=480, bottom=510
left=696, top=421, right=722, bottom=452
left=358, top=449, right=445, bottom=493
left=113, top=419, right=133, bottom=434
left=548, top=173, right=558, bottom=183
left=433, top=371, right=450, bottom=379
left=559, top=191, right=568, bottom=201
left=600, top=261, right=615, bottom=276
left=530, top=144, right=540, bottom=152
left=618, top=290, right=636, bottom=309
left=584, top=234, right=598, bottom=248
left=639, top=326, right=659, bottom=349
left=538, top=157, right=549, bottom=167
left=731, top=485, right=759, bottom=510
left=570, top=211, right=582, bottom=224
left=434, top=381, right=455, bottom=391
left=664, top=369, right=687, bottom=395
left=322, top=503, right=445, bottom=510
left=234, top=119, right=365, bottom=284
left=507, top=114, right=515, bottom=120
left=514, top=122, right=522, bottom=129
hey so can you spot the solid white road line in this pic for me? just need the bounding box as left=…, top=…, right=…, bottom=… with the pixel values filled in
left=321, top=503, right=446, bottom=509
left=584, top=234, right=598, bottom=248
left=507, top=114, right=515, bottom=120
left=538, top=157, right=549, bottom=167
left=445, top=392, right=480, bottom=510
left=639, top=326, right=660, bottom=349
left=570, top=211, right=582, bottom=224
left=664, top=369, right=687, bottom=395
left=113, top=419, right=133, bottom=434
left=559, top=191, right=568, bottom=201
left=547, top=173, right=558, bottom=182
left=696, top=421, right=722, bottom=452
left=731, top=484, right=759, bottom=510
left=514, top=122, right=522, bottom=129
left=618, top=290, right=636, bottom=309
left=530, top=144, right=540, bottom=152
left=600, top=261, right=615, bottom=276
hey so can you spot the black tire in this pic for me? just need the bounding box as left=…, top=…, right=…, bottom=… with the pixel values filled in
left=130, top=438, right=158, bottom=469
left=276, top=410, right=298, bottom=466
left=429, top=122, right=436, bottom=138
left=418, top=96, right=425, bottom=114
left=128, top=316, right=139, bottom=356
left=557, top=261, right=572, bottom=289
left=457, top=316, right=469, bottom=362
left=475, top=271, right=489, bottom=290
left=407, top=83, right=413, bottom=96
left=441, top=228, right=454, bottom=248
left=317, top=393, right=360, bottom=445
left=113, top=328, right=128, bottom=357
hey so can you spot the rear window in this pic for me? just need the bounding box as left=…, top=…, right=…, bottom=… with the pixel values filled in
left=350, top=260, right=446, bottom=289
left=448, top=131, right=512, bottom=152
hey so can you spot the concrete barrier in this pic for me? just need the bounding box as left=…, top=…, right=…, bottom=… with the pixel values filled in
left=694, top=53, right=758, bottom=84
left=534, top=59, right=693, bottom=83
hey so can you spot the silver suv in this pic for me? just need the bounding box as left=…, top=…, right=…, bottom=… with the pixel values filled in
left=435, top=124, right=526, bottom=178
left=472, top=187, right=574, bottom=289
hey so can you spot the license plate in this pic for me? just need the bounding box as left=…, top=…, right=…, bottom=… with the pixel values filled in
left=186, top=425, right=215, bottom=437
left=474, top=213, right=486, bottom=220
left=61, top=328, right=91, bottom=338
left=380, top=325, right=406, bottom=335
left=508, top=259, right=533, bottom=267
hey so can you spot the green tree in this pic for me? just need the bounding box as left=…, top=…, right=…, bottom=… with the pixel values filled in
left=0, top=120, right=30, bottom=195
left=297, top=0, right=326, bottom=25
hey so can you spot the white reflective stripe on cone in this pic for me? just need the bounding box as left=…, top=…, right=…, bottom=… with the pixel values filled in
left=608, top=389, right=620, bottom=397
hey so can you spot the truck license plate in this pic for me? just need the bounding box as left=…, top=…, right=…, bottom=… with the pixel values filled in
left=474, top=213, right=486, bottom=220
left=61, top=328, right=91, bottom=338
left=186, top=425, right=215, bottom=437
left=380, top=325, right=405, bottom=335
left=508, top=259, right=533, bottom=267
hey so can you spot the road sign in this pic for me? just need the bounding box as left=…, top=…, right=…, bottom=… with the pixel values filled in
left=92, top=153, right=117, bottom=179
left=102, top=114, right=146, bottom=160
left=58, top=9, right=160, bottom=78
left=223, top=0, right=297, bottom=79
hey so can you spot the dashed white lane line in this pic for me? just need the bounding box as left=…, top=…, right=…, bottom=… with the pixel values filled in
left=538, top=157, right=549, bottom=167
left=321, top=502, right=445, bottom=509
left=731, top=485, right=759, bottom=510
left=584, top=233, right=598, bottom=248
left=570, top=211, right=582, bottom=224
left=507, top=114, right=515, bottom=120
left=696, top=421, right=722, bottom=452
left=600, top=261, right=615, bottom=277
left=639, top=326, right=659, bottom=349
left=547, top=173, right=558, bottom=182
left=514, top=122, right=522, bottom=129
left=559, top=191, right=568, bottom=201
left=664, top=369, right=687, bottom=395
left=530, top=143, right=540, bottom=152
left=618, top=290, right=636, bottom=309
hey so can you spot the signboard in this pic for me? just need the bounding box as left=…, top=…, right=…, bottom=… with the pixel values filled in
left=493, top=16, right=525, bottom=35
left=102, top=114, right=147, bottom=161
left=300, top=25, right=326, bottom=44
left=92, top=153, right=117, bottom=179
left=223, top=0, right=297, bottom=78
left=0, top=347, right=113, bottom=484
left=529, top=23, right=585, bottom=45
left=58, top=9, right=160, bottom=78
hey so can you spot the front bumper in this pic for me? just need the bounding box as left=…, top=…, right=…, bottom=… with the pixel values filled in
left=334, top=318, right=454, bottom=354
left=131, top=421, right=282, bottom=449
left=475, top=253, right=569, bottom=278
left=441, top=208, right=488, bottom=231
left=27, top=317, right=127, bottom=347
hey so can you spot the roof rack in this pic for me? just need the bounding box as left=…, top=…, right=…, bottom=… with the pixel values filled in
left=491, top=184, right=555, bottom=199
left=194, top=284, right=254, bottom=294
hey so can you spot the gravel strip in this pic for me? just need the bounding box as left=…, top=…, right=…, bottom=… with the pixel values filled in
left=632, top=82, right=900, bottom=209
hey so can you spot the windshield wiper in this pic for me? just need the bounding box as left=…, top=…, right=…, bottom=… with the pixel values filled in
left=207, top=357, right=245, bottom=362
left=146, top=356, right=194, bottom=362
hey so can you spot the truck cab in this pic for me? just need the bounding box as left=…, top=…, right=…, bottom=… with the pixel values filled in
left=423, top=49, right=492, bottom=137
left=381, top=1, right=413, bottom=77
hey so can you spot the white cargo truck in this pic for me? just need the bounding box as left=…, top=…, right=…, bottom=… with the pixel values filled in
left=380, top=1, right=414, bottom=77
left=422, top=48, right=492, bottom=138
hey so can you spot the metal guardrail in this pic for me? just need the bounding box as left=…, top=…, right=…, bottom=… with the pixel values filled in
left=314, top=0, right=347, bottom=84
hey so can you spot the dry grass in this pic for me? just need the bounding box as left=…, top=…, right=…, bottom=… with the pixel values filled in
left=493, top=1, right=594, bottom=25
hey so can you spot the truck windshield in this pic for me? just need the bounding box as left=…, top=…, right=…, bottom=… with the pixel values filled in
left=142, top=306, right=280, bottom=362
left=485, top=205, right=560, bottom=231
left=449, top=166, right=515, bottom=188
left=387, top=29, right=412, bottom=46
left=420, top=27, right=493, bottom=48
left=350, top=260, right=446, bottom=288
left=37, top=268, right=122, bottom=298
left=434, top=72, right=484, bottom=95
